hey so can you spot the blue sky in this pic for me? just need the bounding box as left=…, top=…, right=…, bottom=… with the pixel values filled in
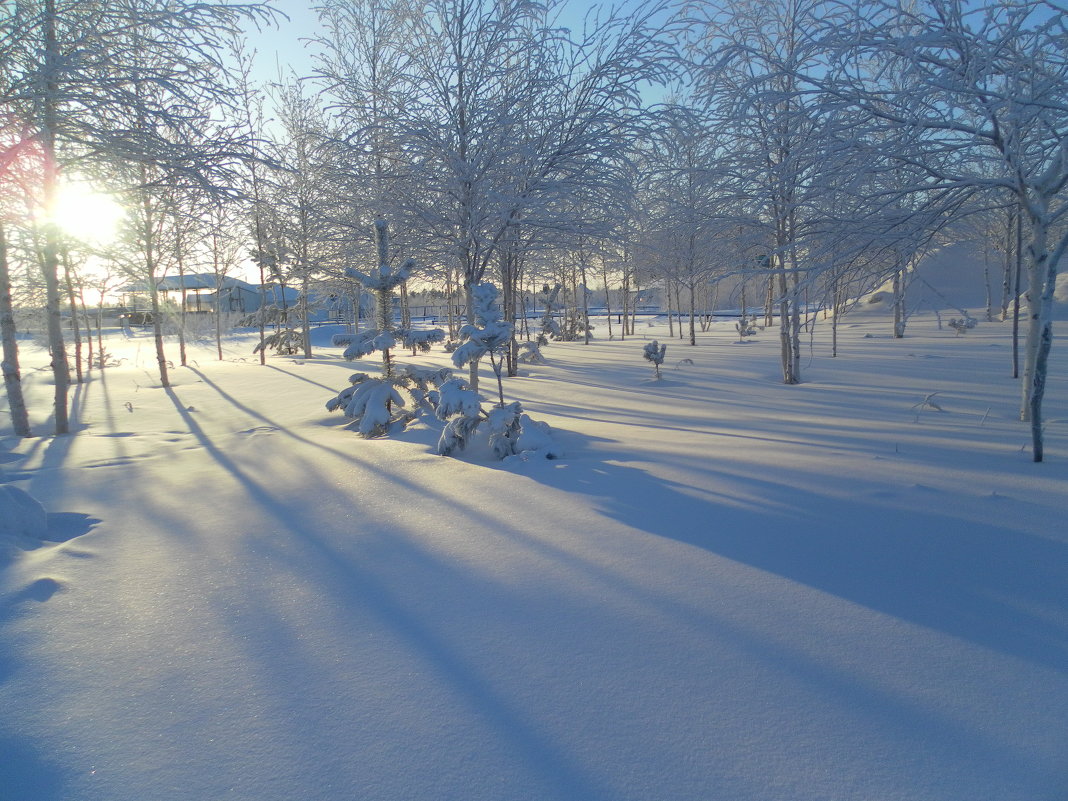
left=244, top=0, right=653, bottom=85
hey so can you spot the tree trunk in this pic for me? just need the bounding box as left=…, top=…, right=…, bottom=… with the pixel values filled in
left=257, top=261, right=267, bottom=365
left=464, top=283, right=478, bottom=391
left=301, top=270, right=312, bottom=358
left=764, top=274, right=774, bottom=328
left=0, top=223, right=32, bottom=437
left=778, top=251, right=802, bottom=385
left=212, top=229, right=224, bottom=361
left=445, top=268, right=457, bottom=340
left=96, top=292, right=106, bottom=369
left=41, top=0, right=71, bottom=434
left=140, top=184, right=170, bottom=388
left=1000, top=203, right=1014, bottom=320
left=982, top=239, right=994, bottom=322
left=627, top=277, right=636, bottom=337
left=80, top=285, right=92, bottom=376
left=892, top=258, right=906, bottom=338
left=1019, top=207, right=1048, bottom=423
left=602, top=259, right=613, bottom=341
left=500, top=248, right=518, bottom=375
left=667, top=279, right=675, bottom=338
left=399, top=282, right=411, bottom=330
left=1028, top=210, right=1061, bottom=461
left=62, top=247, right=83, bottom=384
left=579, top=252, right=590, bottom=345
left=688, top=281, right=696, bottom=346
left=1011, top=204, right=1023, bottom=379
left=176, top=229, right=188, bottom=367
left=831, top=278, right=843, bottom=358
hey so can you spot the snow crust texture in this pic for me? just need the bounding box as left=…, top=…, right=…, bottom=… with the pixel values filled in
left=1, top=314, right=1066, bottom=801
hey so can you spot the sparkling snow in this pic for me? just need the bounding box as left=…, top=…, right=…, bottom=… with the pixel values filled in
left=1, top=310, right=1066, bottom=801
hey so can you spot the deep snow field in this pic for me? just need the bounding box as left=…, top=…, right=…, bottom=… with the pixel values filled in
left=1, top=306, right=1067, bottom=801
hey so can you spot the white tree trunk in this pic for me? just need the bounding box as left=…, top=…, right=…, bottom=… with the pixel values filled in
left=892, top=259, right=907, bottom=339
left=0, top=223, right=31, bottom=437
left=1019, top=208, right=1048, bottom=423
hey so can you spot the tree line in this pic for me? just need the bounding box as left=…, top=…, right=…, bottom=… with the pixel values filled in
left=1, top=0, right=1065, bottom=460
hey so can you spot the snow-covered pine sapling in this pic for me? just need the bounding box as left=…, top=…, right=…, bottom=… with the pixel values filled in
left=434, top=377, right=484, bottom=456
left=326, top=220, right=440, bottom=436
left=337, top=218, right=412, bottom=378
left=517, top=340, right=547, bottom=364
left=512, top=414, right=563, bottom=460
left=326, top=373, right=414, bottom=436
left=424, top=284, right=559, bottom=460
left=254, top=328, right=304, bottom=356
left=401, top=328, right=446, bottom=356
left=735, top=315, right=756, bottom=341
left=948, top=315, right=976, bottom=335
left=486, top=401, right=523, bottom=459
left=643, top=340, right=667, bottom=379
left=537, top=283, right=561, bottom=345
left=451, top=283, right=514, bottom=407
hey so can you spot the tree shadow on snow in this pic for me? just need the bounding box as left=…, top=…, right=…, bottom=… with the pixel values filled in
left=522, top=434, right=1068, bottom=675
left=157, top=385, right=620, bottom=801
left=0, top=733, right=65, bottom=801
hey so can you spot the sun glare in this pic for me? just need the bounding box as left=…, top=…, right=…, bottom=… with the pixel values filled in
left=51, top=181, right=125, bottom=245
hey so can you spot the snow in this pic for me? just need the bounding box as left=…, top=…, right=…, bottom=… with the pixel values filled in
left=1, top=311, right=1066, bottom=801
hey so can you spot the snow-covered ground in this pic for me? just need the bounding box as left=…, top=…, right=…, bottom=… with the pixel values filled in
left=2, top=308, right=1066, bottom=801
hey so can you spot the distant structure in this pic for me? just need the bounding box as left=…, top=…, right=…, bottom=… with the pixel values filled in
left=117, top=274, right=359, bottom=325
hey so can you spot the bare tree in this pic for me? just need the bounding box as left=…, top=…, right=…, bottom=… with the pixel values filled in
left=2, top=0, right=274, bottom=427
left=817, top=0, right=1068, bottom=461
left=319, top=0, right=676, bottom=390
left=691, top=0, right=860, bottom=382
left=0, top=221, right=31, bottom=436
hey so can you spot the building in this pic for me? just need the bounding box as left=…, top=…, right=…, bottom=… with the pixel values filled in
left=119, top=274, right=296, bottom=318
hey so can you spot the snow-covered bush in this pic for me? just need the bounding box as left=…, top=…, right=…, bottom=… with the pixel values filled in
left=735, top=316, right=756, bottom=340
left=433, top=377, right=482, bottom=421
left=643, top=340, right=667, bottom=379
left=434, top=395, right=561, bottom=461
left=948, top=316, right=977, bottom=335
left=517, top=340, right=547, bottom=364
left=534, top=284, right=561, bottom=345
left=326, top=266, right=560, bottom=458
left=510, top=414, right=563, bottom=461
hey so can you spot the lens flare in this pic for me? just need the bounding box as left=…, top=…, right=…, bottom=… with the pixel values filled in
left=51, top=181, right=125, bottom=244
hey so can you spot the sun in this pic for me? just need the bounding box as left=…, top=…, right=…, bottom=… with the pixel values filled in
left=51, top=180, right=126, bottom=244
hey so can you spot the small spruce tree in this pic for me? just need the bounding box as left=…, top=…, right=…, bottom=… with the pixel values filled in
left=327, top=220, right=443, bottom=436
left=643, top=340, right=667, bottom=379
left=451, top=283, right=513, bottom=408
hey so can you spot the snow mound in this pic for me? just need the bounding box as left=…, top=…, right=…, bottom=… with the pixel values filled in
left=0, top=484, right=49, bottom=557
left=508, top=414, right=563, bottom=461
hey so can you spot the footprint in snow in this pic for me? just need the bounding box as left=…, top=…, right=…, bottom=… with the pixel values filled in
left=237, top=426, right=281, bottom=436
left=21, top=577, right=64, bottom=602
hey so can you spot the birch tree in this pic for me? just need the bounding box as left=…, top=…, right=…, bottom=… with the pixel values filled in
left=319, top=0, right=675, bottom=390
left=639, top=103, right=722, bottom=346
left=2, top=0, right=274, bottom=429
left=818, top=0, right=1068, bottom=461
left=691, top=0, right=857, bottom=383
